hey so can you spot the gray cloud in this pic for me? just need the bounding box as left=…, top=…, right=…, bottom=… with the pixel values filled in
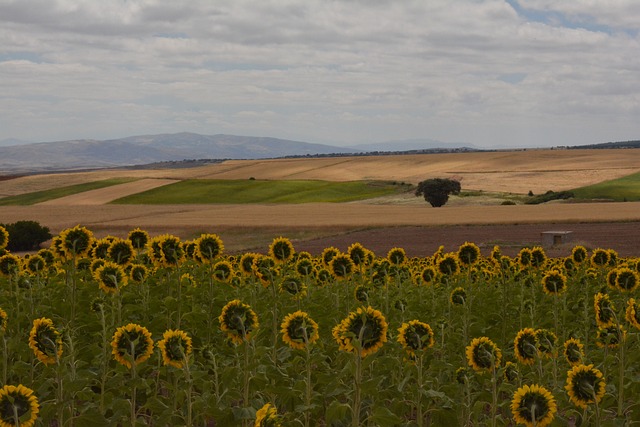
left=0, top=0, right=639, bottom=148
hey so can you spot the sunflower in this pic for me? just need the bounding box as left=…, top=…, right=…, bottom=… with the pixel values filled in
left=330, top=253, right=355, bottom=279
left=295, top=258, right=315, bottom=277
left=239, top=252, right=259, bottom=276
left=590, top=248, right=610, bottom=267
left=158, top=235, right=185, bottom=267
left=530, top=247, right=547, bottom=268
left=594, top=292, right=616, bottom=328
left=25, top=255, right=46, bottom=276
left=455, top=367, right=469, bottom=385
left=596, top=325, right=626, bottom=349
left=348, top=243, right=368, bottom=267
left=571, top=245, right=588, bottom=264
left=503, top=361, right=519, bottom=383
left=0, top=226, right=8, bottom=251
left=518, top=248, right=532, bottom=268
left=457, top=242, right=481, bottom=266
left=321, top=247, right=340, bottom=267
left=0, top=254, right=20, bottom=277
left=111, top=323, right=154, bottom=369
left=563, top=338, right=584, bottom=366
left=437, top=253, right=459, bottom=276
left=0, top=308, right=6, bottom=333
left=420, top=266, right=437, bottom=284
left=535, top=329, right=557, bottom=358
left=511, top=384, right=557, bottom=427
left=127, top=228, right=149, bottom=251
left=59, top=225, right=94, bottom=257
left=195, top=233, right=224, bottom=263
left=615, top=267, right=639, bottom=292
left=465, top=337, right=501, bottom=372
left=212, top=260, right=234, bottom=283
left=219, top=300, right=259, bottom=345
left=129, top=264, right=149, bottom=283
left=450, top=287, right=467, bottom=306
left=541, top=270, right=567, bottom=295
left=36, top=248, right=55, bottom=267
left=397, top=320, right=434, bottom=358
left=354, top=285, right=369, bottom=303
left=254, top=402, right=280, bottom=427
left=280, top=311, right=319, bottom=350
left=107, top=238, right=136, bottom=266
left=513, top=328, right=538, bottom=365
left=565, top=364, right=606, bottom=409
left=333, top=306, right=388, bottom=358
left=157, top=329, right=193, bottom=369
left=269, top=237, right=294, bottom=263
left=28, top=317, right=63, bottom=365
left=279, top=276, right=307, bottom=299
left=91, top=238, right=113, bottom=260
left=625, top=298, right=640, bottom=330
left=387, top=247, right=406, bottom=265
left=94, top=261, right=128, bottom=294
left=0, top=384, right=39, bottom=427
left=253, top=255, right=278, bottom=286
left=606, top=269, right=618, bottom=289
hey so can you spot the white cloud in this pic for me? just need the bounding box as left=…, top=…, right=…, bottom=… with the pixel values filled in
left=0, top=0, right=639, bottom=147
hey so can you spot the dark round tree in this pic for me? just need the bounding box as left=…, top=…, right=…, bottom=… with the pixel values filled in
left=414, top=178, right=461, bottom=207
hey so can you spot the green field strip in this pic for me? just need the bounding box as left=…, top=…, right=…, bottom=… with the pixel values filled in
left=571, top=171, right=640, bottom=201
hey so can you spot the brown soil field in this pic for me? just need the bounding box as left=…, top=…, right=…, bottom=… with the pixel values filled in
left=1, top=149, right=639, bottom=256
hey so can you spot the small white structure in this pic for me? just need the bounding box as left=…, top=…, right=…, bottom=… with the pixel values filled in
left=541, top=231, right=573, bottom=247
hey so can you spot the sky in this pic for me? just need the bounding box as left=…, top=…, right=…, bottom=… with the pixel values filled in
left=1, top=0, right=639, bottom=148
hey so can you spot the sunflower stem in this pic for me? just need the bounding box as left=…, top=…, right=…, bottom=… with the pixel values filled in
left=352, top=350, right=362, bottom=427
left=416, top=352, right=424, bottom=427
left=617, top=323, right=625, bottom=417
left=304, top=343, right=312, bottom=427
left=130, top=342, right=137, bottom=427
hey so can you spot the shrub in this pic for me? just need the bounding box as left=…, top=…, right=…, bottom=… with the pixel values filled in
left=0, top=220, right=52, bottom=252
left=525, top=190, right=574, bottom=205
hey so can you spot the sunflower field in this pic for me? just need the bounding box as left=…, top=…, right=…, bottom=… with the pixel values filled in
left=0, top=224, right=639, bottom=426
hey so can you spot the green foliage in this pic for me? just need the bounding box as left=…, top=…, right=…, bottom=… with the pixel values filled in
left=525, top=190, right=574, bottom=204
left=571, top=171, right=640, bottom=202
left=0, top=220, right=52, bottom=251
left=111, top=179, right=409, bottom=204
left=414, top=178, right=461, bottom=207
left=0, top=178, right=136, bottom=206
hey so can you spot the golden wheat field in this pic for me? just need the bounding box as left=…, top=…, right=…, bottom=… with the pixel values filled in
left=1, top=149, right=640, bottom=252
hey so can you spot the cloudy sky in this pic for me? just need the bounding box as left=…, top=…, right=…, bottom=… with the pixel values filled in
left=1, top=0, right=639, bottom=148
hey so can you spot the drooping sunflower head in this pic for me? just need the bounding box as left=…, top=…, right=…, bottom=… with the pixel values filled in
left=111, top=323, right=154, bottom=369
left=387, top=247, right=406, bottom=266
left=450, top=287, right=467, bottom=306
left=127, top=228, right=149, bottom=251
left=353, top=285, right=369, bottom=303
left=571, top=245, right=588, bottom=264
left=0, top=384, right=40, bottom=427
left=279, top=276, right=307, bottom=299
left=330, top=253, right=355, bottom=279
left=0, top=254, right=21, bottom=277
left=157, top=329, right=193, bottom=369
left=596, top=325, right=626, bottom=349
left=90, top=238, right=112, bottom=260
left=348, top=242, right=368, bottom=267
left=397, top=320, right=434, bottom=358
left=94, top=261, right=128, bottom=294
left=625, top=298, right=640, bottom=330
left=563, top=338, right=584, bottom=366
left=511, top=384, right=557, bottom=427
left=321, top=247, right=339, bottom=267
left=541, top=270, right=567, bottom=295
left=530, top=246, right=547, bottom=268
left=465, top=336, right=501, bottom=372
left=565, top=364, right=606, bottom=409
left=534, top=329, right=557, bottom=358
left=437, top=253, right=459, bottom=276
left=594, top=292, right=616, bottom=328
left=107, top=238, right=136, bottom=266
left=590, top=248, right=610, bottom=267
left=615, top=267, right=639, bottom=292
left=514, top=328, right=538, bottom=365
left=239, top=252, right=259, bottom=276
left=420, top=266, right=437, bottom=285
left=0, top=308, right=7, bottom=333
left=28, top=317, right=63, bottom=365
left=503, top=361, right=519, bottom=383
left=457, top=242, right=481, bottom=266
left=25, top=254, right=46, bottom=275
left=59, top=225, right=94, bottom=257
left=158, top=235, right=185, bottom=267
left=254, top=402, right=280, bottom=427
left=280, top=311, right=319, bottom=350
left=269, top=237, right=294, bottom=263
left=0, top=226, right=8, bottom=251
left=129, top=264, right=149, bottom=283
left=212, top=260, right=234, bottom=283
left=518, top=248, right=532, bottom=267
left=218, top=300, right=259, bottom=345
left=195, top=233, right=224, bottom=262
left=333, top=306, right=388, bottom=358
left=295, top=258, right=315, bottom=277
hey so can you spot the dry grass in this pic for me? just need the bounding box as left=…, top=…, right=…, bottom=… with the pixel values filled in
left=2, top=149, right=639, bottom=198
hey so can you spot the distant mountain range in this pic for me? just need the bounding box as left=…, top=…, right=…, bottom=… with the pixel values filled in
left=0, top=133, right=474, bottom=174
